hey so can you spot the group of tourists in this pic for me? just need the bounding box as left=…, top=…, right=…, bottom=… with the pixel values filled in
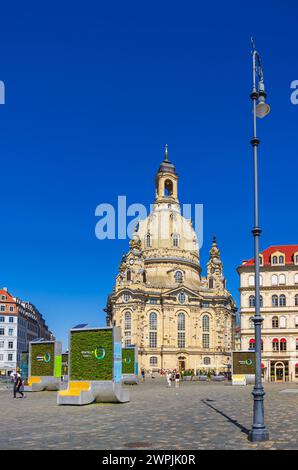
left=165, top=370, right=181, bottom=388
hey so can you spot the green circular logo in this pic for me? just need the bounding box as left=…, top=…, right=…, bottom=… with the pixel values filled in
left=94, top=347, right=105, bottom=360
left=44, top=353, right=51, bottom=363
left=124, top=357, right=132, bottom=364
left=245, top=359, right=253, bottom=366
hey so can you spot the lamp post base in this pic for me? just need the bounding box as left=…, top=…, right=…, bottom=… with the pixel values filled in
left=248, top=428, right=269, bottom=442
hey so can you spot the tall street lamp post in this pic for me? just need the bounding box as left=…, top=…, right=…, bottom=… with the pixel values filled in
left=248, top=39, right=270, bottom=443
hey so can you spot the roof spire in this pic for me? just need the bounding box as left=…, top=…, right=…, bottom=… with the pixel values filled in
left=165, top=144, right=169, bottom=161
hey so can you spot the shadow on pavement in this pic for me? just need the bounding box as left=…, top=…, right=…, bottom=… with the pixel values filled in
left=201, top=399, right=249, bottom=436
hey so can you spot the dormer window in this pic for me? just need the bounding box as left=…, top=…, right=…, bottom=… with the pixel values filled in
left=294, top=253, right=298, bottom=265
left=146, top=233, right=151, bottom=248
left=279, top=255, right=284, bottom=264
left=272, top=256, right=278, bottom=265
left=172, top=233, right=179, bottom=248
left=259, top=255, right=263, bottom=266
left=271, top=252, right=285, bottom=265
left=174, top=271, right=183, bottom=282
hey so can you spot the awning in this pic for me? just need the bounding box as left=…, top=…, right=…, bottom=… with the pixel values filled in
left=280, top=338, right=287, bottom=343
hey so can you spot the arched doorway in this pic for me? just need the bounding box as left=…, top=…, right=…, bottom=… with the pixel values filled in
left=178, top=356, right=186, bottom=372
left=275, top=362, right=285, bottom=382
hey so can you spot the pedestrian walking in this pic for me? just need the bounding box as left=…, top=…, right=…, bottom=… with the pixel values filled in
left=12, top=368, right=25, bottom=398
left=175, top=370, right=180, bottom=388
left=166, top=370, right=172, bottom=387
left=141, top=368, right=145, bottom=382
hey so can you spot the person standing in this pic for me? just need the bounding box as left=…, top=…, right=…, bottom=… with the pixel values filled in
left=141, top=368, right=145, bottom=382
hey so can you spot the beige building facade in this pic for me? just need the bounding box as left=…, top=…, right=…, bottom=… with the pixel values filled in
left=238, top=245, right=298, bottom=382
left=106, top=148, right=236, bottom=373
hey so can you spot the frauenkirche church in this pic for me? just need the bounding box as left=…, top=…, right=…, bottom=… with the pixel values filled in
left=106, top=147, right=237, bottom=372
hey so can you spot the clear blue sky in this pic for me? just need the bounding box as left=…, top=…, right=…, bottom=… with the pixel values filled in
left=1, top=1, right=297, bottom=349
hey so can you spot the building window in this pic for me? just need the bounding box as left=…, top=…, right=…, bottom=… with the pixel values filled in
left=9, top=317, right=14, bottom=323
left=146, top=233, right=151, bottom=248
left=259, top=256, right=263, bottom=266
left=249, top=317, right=254, bottom=328
left=0, top=305, right=5, bottom=312
left=279, top=274, right=286, bottom=285
left=0, top=328, right=4, bottom=336
left=172, top=233, right=179, bottom=247
left=150, top=356, right=158, bottom=366
left=272, top=295, right=278, bottom=307
left=295, top=255, right=298, bottom=265
left=202, top=315, right=210, bottom=349
left=177, top=312, right=185, bottom=348
left=295, top=295, right=298, bottom=307
left=1, top=295, right=6, bottom=300
left=8, top=353, right=13, bottom=361
left=164, top=179, right=173, bottom=197
left=9, top=306, right=14, bottom=312
left=142, top=271, right=147, bottom=283
left=295, top=274, right=298, bottom=284
left=279, top=295, right=286, bottom=307
left=280, top=338, right=287, bottom=351
left=209, top=278, right=214, bottom=289
left=203, top=357, right=211, bottom=365
left=295, top=317, right=298, bottom=328
left=272, top=316, right=279, bottom=328
left=0, top=341, right=4, bottom=348
left=174, top=271, right=183, bottom=282
left=279, top=256, right=284, bottom=264
left=249, top=295, right=255, bottom=307
left=280, top=316, right=287, bottom=328
left=259, top=295, right=263, bottom=307
left=124, top=311, right=131, bottom=347
left=149, top=312, right=157, bottom=348
left=296, top=339, right=298, bottom=351
left=271, top=275, right=278, bottom=286
left=178, top=292, right=186, bottom=305
left=272, top=338, right=279, bottom=351
left=126, top=270, right=131, bottom=281
left=8, top=341, right=13, bottom=349
left=272, top=256, right=278, bottom=265
left=149, top=298, right=158, bottom=304
left=248, top=275, right=254, bottom=286
left=0, top=316, right=4, bottom=323
left=0, top=354, right=3, bottom=361
left=8, top=328, right=14, bottom=336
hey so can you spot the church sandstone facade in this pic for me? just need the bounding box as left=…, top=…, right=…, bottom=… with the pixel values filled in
left=106, top=148, right=236, bottom=372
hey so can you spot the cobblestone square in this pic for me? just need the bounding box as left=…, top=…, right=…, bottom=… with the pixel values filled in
left=0, top=379, right=297, bottom=450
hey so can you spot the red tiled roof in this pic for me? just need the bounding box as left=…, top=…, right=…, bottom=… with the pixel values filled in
left=242, top=245, right=298, bottom=267
left=0, top=288, right=15, bottom=303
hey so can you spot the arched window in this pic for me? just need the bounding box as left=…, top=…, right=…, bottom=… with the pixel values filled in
left=127, top=270, right=131, bottom=281
left=149, top=356, right=158, bottom=366
left=175, top=271, right=183, bottom=282
left=164, top=179, right=173, bottom=197
left=209, top=278, right=214, bottom=289
left=124, top=311, right=131, bottom=347
left=272, top=275, right=278, bottom=286
left=272, top=256, right=278, bottom=265
left=272, top=295, right=278, bottom=307
left=249, top=317, right=254, bottom=328
left=296, top=339, right=298, bottom=352
left=272, top=338, right=279, bottom=351
left=146, top=233, right=151, bottom=248
left=272, top=316, right=279, bottom=328
left=177, top=312, right=186, bottom=348
left=259, top=295, right=263, bottom=307
left=279, top=295, right=286, bottom=307
left=280, top=316, right=287, bottom=328
left=142, top=271, right=147, bottom=283
left=203, top=357, right=211, bottom=365
left=280, top=338, right=287, bottom=351
left=249, top=339, right=255, bottom=350
left=202, top=315, right=210, bottom=349
left=295, top=274, right=298, bottom=284
left=279, top=255, right=284, bottom=264
left=248, top=275, right=255, bottom=286
left=279, top=274, right=286, bottom=285
left=249, top=295, right=255, bottom=307
left=295, top=255, right=298, bottom=264
left=172, top=233, right=179, bottom=247
left=178, top=292, right=186, bottom=304
left=149, top=312, right=157, bottom=348
left=295, top=294, right=298, bottom=307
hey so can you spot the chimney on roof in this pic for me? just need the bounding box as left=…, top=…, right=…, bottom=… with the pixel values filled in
left=3, top=287, right=8, bottom=292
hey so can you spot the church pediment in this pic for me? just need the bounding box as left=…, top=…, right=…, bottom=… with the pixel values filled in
left=162, top=286, right=201, bottom=298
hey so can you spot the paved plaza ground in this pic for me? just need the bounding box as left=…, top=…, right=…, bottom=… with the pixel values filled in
left=0, top=379, right=297, bottom=450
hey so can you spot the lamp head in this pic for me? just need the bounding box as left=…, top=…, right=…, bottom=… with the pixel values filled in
left=256, top=81, right=270, bottom=118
